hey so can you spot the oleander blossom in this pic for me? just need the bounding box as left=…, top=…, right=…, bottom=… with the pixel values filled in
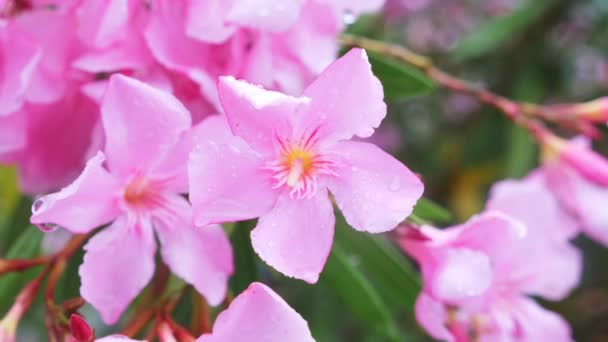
left=189, top=48, right=424, bottom=283
left=399, top=211, right=573, bottom=342
left=30, top=75, right=233, bottom=324
left=197, top=282, right=315, bottom=342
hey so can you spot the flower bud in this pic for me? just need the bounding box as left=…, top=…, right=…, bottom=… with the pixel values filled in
left=69, top=314, right=94, bottom=342
left=572, top=97, right=608, bottom=122
left=0, top=276, right=43, bottom=342
left=542, top=135, right=608, bottom=186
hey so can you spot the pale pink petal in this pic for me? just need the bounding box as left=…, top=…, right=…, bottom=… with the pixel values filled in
left=30, top=152, right=121, bottom=234
left=96, top=335, right=144, bottom=342
left=487, top=171, right=579, bottom=242
left=189, top=137, right=279, bottom=226
left=226, top=0, right=305, bottom=32
left=510, top=297, right=572, bottom=342
left=217, top=76, right=309, bottom=155
left=251, top=191, right=335, bottom=283
left=331, top=0, right=386, bottom=15
left=559, top=136, right=608, bottom=186
left=76, top=0, right=132, bottom=48
left=414, top=293, right=454, bottom=342
left=197, top=282, right=314, bottom=342
left=186, top=0, right=236, bottom=43
left=328, top=141, right=423, bottom=233
left=431, top=248, right=492, bottom=301
left=154, top=195, right=233, bottom=306
left=300, top=48, right=385, bottom=142
left=0, top=22, right=41, bottom=115
left=101, top=74, right=191, bottom=177
left=80, top=217, right=157, bottom=324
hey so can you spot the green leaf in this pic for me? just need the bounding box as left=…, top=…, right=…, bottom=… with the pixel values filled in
left=368, top=53, right=434, bottom=101
left=453, top=1, right=554, bottom=61
left=412, top=197, right=453, bottom=223
left=0, top=225, right=43, bottom=312
left=0, top=166, right=19, bottom=222
left=321, top=243, right=401, bottom=341
left=334, top=223, right=420, bottom=309
left=228, top=220, right=258, bottom=294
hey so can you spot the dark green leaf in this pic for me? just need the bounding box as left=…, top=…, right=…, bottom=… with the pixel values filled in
left=368, top=53, right=434, bottom=101
left=412, top=197, right=453, bottom=223
left=228, top=220, right=258, bottom=294
left=321, top=243, right=401, bottom=341
left=453, top=1, right=554, bottom=61
left=0, top=225, right=43, bottom=312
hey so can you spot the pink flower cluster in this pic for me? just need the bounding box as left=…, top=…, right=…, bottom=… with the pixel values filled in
left=398, top=134, right=608, bottom=341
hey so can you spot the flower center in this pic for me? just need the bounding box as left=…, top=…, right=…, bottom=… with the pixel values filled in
left=266, top=129, right=338, bottom=199
left=123, top=176, right=163, bottom=209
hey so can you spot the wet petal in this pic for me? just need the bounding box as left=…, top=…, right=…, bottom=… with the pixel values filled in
left=328, top=141, right=423, bottom=233
left=197, top=282, right=314, bottom=342
left=30, top=152, right=121, bottom=234
left=226, top=0, right=305, bottom=32
left=431, top=248, right=492, bottom=301
left=80, top=217, right=157, bottom=324
left=154, top=195, right=233, bottom=306
left=101, top=74, right=191, bottom=177
left=301, top=48, right=386, bottom=142
left=251, top=191, right=334, bottom=283
left=414, top=293, right=454, bottom=342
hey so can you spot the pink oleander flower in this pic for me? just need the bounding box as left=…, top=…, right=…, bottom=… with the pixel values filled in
left=0, top=19, right=40, bottom=115
left=399, top=211, right=573, bottom=342
left=189, top=49, right=423, bottom=283
left=542, top=136, right=608, bottom=246
left=30, top=75, right=233, bottom=324
left=486, top=172, right=582, bottom=300
left=95, top=336, right=144, bottom=342
left=197, top=282, right=314, bottom=342
left=0, top=89, right=99, bottom=194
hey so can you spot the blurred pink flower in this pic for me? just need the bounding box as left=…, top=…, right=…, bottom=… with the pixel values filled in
left=399, top=211, right=573, bottom=341
left=30, top=75, right=233, bottom=324
left=543, top=137, right=608, bottom=246
left=197, top=282, right=314, bottom=342
left=189, top=49, right=423, bottom=283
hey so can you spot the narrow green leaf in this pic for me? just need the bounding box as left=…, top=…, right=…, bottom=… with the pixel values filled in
left=321, top=243, right=401, bottom=341
left=454, top=1, right=554, bottom=61
left=368, top=53, right=434, bottom=101
left=228, top=220, right=258, bottom=294
left=334, top=223, right=420, bottom=309
left=412, top=197, right=453, bottom=223
left=0, top=225, right=43, bottom=312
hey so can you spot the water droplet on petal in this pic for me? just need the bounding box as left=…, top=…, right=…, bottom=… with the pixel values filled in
left=36, top=222, right=60, bottom=233
left=32, top=198, right=46, bottom=213
left=389, top=177, right=401, bottom=191
left=343, top=10, right=356, bottom=25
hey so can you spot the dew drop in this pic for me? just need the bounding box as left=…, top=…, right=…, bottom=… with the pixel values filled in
left=32, top=198, right=46, bottom=213
left=343, top=11, right=356, bottom=25
left=389, top=177, right=401, bottom=192
left=36, top=222, right=60, bottom=233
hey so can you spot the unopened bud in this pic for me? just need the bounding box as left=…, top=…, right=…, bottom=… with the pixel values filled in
left=542, top=135, right=608, bottom=186
left=572, top=97, right=608, bottom=122
left=0, top=276, right=43, bottom=342
left=69, top=314, right=94, bottom=342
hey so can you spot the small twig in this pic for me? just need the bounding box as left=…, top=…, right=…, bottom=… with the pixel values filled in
left=339, top=34, right=600, bottom=138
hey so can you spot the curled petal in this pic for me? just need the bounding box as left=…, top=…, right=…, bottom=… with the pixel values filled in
left=251, top=191, right=335, bottom=283
left=198, top=282, right=314, bottom=342
left=30, top=152, right=121, bottom=234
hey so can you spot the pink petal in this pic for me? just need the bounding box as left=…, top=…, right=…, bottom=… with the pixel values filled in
left=414, top=293, right=454, bottom=342
left=197, top=282, right=314, bottom=342
left=217, top=76, right=309, bottom=155
left=96, top=336, right=144, bottom=342
left=431, top=248, right=492, bottom=301
left=301, top=48, right=386, bottom=142
left=185, top=0, right=236, bottom=43
left=30, top=152, right=121, bottom=234
left=0, top=22, right=41, bottom=115
left=226, top=0, right=305, bottom=32
left=101, top=74, right=191, bottom=177
left=189, top=133, right=279, bottom=226
left=510, top=297, right=572, bottom=342
left=331, top=0, right=386, bottom=15
left=154, top=195, right=233, bottom=306
left=0, top=112, right=26, bottom=154
left=80, top=217, right=157, bottom=324
left=328, top=141, right=423, bottom=233
left=76, top=0, right=132, bottom=48
left=251, top=191, right=335, bottom=283
left=487, top=171, right=579, bottom=242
